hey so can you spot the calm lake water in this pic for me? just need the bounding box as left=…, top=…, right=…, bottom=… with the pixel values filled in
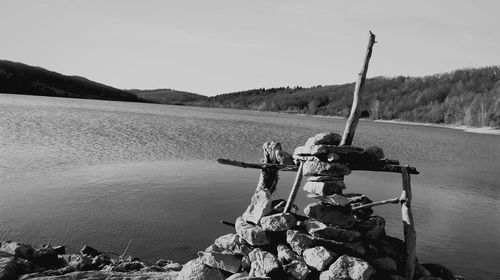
left=0, top=94, right=499, bottom=279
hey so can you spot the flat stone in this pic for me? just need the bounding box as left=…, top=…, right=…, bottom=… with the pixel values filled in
left=260, top=213, right=296, bottom=232
left=303, top=158, right=351, bottom=177
left=176, top=258, right=222, bottom=280
left=371, top=257, right=397, bottom=271
left=319, top=255, right=375, bottom=280
left=308, top=176, right=342, bottom=182
left=248, top=249, right=280, bottom=277
left=0, top=242, right=34, bottom=259
left=303, top=220, right=361, bottom=242
left=242, top=189, right=273, bottom=224
left=283, top=260, right=311, bottom=280
left=214, top=233, right=252, bottom=255
left=303, top=246, right=336, bottom=271
left=305, top=132, right=342, bottom=147
left=286, top=230, right=314, bottom=255
left=307, top=194, right=350, bottom=206
left=303, top=181, right=345, bottom=196
left=366, top=146, right=385, bottom=160
left=235, top=217, right=270, bottom=246
left=201, top=252, right=241, bottom=274
left=304, top=203, right=355, bottom=228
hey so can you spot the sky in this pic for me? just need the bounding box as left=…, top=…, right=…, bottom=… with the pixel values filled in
left=1, top=1, right=499, bottom=96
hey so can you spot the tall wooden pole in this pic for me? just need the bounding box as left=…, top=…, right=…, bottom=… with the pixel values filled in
left=283, top=161, right=304, bottom=213
left=340, top=31, right=376, bottom=146
left=401, top=166, right=416, bottom=280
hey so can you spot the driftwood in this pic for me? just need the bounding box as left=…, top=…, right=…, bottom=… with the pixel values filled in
left=352, top=197, right=401, bottom=210
left=217, top=158, right=419, bottom=174
left=255, top=142, right=281, bottom=193
left=283, top=161, right=304, bottom=213
left=401, top=166, right=416, bottom=280
left=340, top=31, right=376, bottom=146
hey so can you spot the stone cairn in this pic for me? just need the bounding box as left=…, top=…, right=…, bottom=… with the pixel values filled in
left=175, top=132, right=452, bottom=280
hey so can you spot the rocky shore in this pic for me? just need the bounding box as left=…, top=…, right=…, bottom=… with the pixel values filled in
left=1, top=132, right=462, bottom=280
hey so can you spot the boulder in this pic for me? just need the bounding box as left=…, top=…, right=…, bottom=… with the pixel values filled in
left=377, top=236, right=405, bottom=263
left=305, top=132, right=342, bottom=147
left=303, top=181, right=345, bottom=196
left=294, top=145, right=364, bottom=157
left=51, top=247, right=65, bottom=255
left=176, top=258, right=222, bottom=280
left=214, top=234, right=252, bottom=255
left=286, top=231, right=314, bottom=255
left=204, top=244, right=222, bottom=253
left=31, top=247, right=60, bottom=269
left=111, top=261, right=146, bottom=272
left=303, top=220, right=361, bottom=242
left=283, top=260, right=311, bottom=280
left=0, top=257, right=36, bottom=280
left=19, top=271, right=179, bottom=280
left=276, top=244, right=301, bottom=264
left=365, top=216, right=386, bottom=240
left=260, top=213, right=296, bottom=232
left=248, top=249, right=280, bottom=277
left=319, top=255, right=375, bottom=280
left=201, top=252, right=241, bottom=274
left=0, top=242, right=34, bottom=259
left=303, top=159, right=351, bottom=177
left=79, top=245, right=100, bottom=257
left=242, top=190, right=272, bottom=224
left=304, top=203, right=355, bottom=228
left=60, top=254, right=95, bottom=271
left=235, top=217, right=270, bottom=246
left=371, top=257, right=397, bottom=271
left=302, top=246, right=336, bottom=271
left=275, top=150, right=295, bottom=165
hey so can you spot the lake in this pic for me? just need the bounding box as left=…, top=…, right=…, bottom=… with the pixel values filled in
left=0, top=94, right=498, bottom=279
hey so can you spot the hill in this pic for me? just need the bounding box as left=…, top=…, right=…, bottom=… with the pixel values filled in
left=0, top=60, right=146, bottom=102
left=128, top=88, right=207, bottom=105
left=195, top=67, right=500, bottom=128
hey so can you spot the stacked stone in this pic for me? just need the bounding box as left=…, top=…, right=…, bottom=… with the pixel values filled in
left=177, top=133, right=435, bottom=280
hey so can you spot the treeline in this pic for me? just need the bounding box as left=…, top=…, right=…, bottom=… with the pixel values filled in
left=192, top=67, right=500, bottom=128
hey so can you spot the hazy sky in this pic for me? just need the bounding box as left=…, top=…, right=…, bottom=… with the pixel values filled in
left=2, top=1, right=499, bottom=95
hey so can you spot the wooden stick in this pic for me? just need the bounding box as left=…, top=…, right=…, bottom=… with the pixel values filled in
left=340, top=31, right=376, bottom=146
left=283, top=161, right=304, bottom=213
left=352, top=197, right=401, bottom=210
left=220, top=219, right=235, bottom=228
left=217, top=158, right=419, bottom=174
left=401, top=166, right=416, bottom=280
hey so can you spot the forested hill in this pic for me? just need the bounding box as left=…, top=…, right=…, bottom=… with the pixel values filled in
left=128, top=88, right=207, bottom=105
left=196, top=67, right=500, bottom=128
left=0, top=60, right=146, bottom=102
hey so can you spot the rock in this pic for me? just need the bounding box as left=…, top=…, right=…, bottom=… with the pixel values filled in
left=286, top=230, right=314, bottom=255
left=377, top=236, right=405, bottom=263
left=51, top=247, right=65, bottom=255
left=308, top=176, right=341, bottom=182
left=112, top=261, right=147, bottom=272
left=79, top=245, right=100, bottom=257
left=204, top=244, right=222, bottom=253
left=422, top=263, right=458, bottom=280
left=260, top=213, right=296, bottom=232
left=304, top=203, right=355, bottom=228
left=155, top=259, right=171, bottom=267
left=201, top=252, right=241, bottom=274
left=305, top=132, right=342, bottom=147
left=371, top=257, right=397, bottom=271
left=303, top=220, right=361, bottom=242
left=248, top=249, right=280, bottom=277
left=275, top=150, right=295, bottom=165
left=242, top=189, right=273, bottom=224
left=276, top=244, right=301, bottom=264
left=366, top=146, right=385, bottom=160
left=283, top=260, right=311, bottom=280
left=140, top=266, right=165, bottom=272
left=365, top=216, right=386, bottom=240
left=214, top=234, right=252, bottom=255
left=414, top=261, right=432, bottom=279
left=302, top=246, right=336, bottom=271
left=0, top=242, right=34, bottom=259
left=61, top=254, right=95, bottom=271
left=176, top=258, right=222, bottom=280
left=0, top=257, right=36, bottom=280
left=235, top=217, right=270, bottom=246
left=294, top=145, right=364, bottom=157
left=227, top=271, right=249, bottom=279
left=303, top=159, right=351, bottom=177
left=303, top=181, right=345, bottom=196
left=241, top=255, right=251, bottom=271
left=19, top=271, right=179, bottom=280
left=313, top=238, right=366, bottom=258
left=320, top=255, right=375, bottom=280
left=309, top=194, right=350, bottom=206
left=164, top=263, right=182, bottom=271
left=31, top=247, right=60, bottom=268
left=347, top=194, right=374, bottom=219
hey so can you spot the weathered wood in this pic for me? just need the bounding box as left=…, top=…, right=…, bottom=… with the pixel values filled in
left=217, top=158, right=419, bottom=174
left=220, top=219, right=235, bottom=228
left=340, top=31, right=376, bottom=146
left=283, top=161, right=304, bottom=213
left=352, top=197, right=401, bottom=210
left=401, top=166, right=416, bottom=280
